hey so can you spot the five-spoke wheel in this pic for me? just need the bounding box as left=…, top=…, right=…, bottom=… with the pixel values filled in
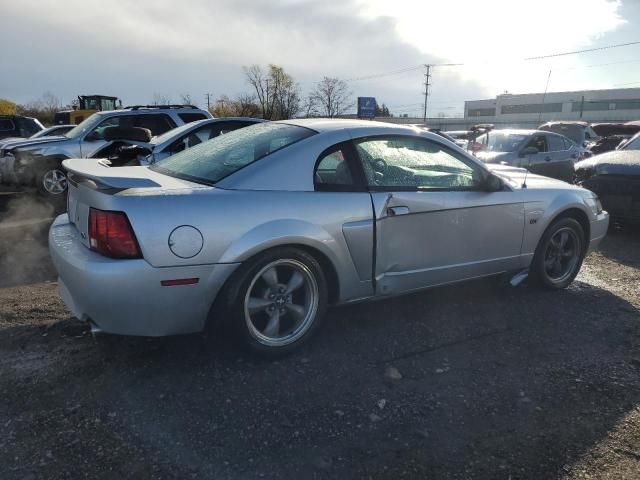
left=532, top=217, right=585, bottom=289
left=225, top=247, right=327, bottom=356
left=41, top=168, right=68, bottom=195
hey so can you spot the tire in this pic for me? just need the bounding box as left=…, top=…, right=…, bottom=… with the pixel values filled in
left=531, top=217, right=586, bottom=290
left=222, top=247, right=328, bottom=357
left=37, top=164, right=68, bottom=197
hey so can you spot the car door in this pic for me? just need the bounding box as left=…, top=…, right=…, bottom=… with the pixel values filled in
left=519, top=134, right=554, bottom=178
left=80, top=115, right=133, bottom=157
left=545, top=133, right=574, bottom=182
left=353, top=135, right=524, bottom=296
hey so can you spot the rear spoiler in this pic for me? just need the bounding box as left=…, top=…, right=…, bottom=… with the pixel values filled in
left=62, top=159, right=161, bottom=189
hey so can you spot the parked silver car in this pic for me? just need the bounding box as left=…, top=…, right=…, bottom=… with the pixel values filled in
left=474, top=129, right=585, bottom=182
left=49, top=119, right=609, bottom=356
left=94, top=117, right=266, bottom=166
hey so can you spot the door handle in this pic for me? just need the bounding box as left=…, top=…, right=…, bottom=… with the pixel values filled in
left=544, top=156, right=551, bottom=161
left=387, top=206, right=409, bottom=216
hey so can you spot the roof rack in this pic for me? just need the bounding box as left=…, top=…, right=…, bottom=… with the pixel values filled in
left=124, top=105, right=200, bottom=110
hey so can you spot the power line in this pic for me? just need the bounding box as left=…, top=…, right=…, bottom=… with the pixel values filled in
left=524, top=40, right=640, bottom=60
left=340, top=41, right=640, bottom=85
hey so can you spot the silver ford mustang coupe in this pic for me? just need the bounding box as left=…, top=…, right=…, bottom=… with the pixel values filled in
left=49, top=119, right=609, bottom=356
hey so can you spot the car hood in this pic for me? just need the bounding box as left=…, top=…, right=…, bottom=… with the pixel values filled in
left=575, top=150, right=640, bottom=176
left=7, top=136, right=70, bottom=152
left=487, top=164, right=574, bottom=189
left=475, top=151, right=514, bottom=163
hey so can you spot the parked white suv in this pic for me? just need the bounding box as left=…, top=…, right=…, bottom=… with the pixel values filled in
left=0, top=105, right=212, bottom=195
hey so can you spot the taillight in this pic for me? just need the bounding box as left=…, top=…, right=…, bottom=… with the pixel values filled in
left=88, top=208, right=142, bottom=259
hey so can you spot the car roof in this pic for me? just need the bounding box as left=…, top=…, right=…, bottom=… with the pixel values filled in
left=280, top=118, right=417, bottom=133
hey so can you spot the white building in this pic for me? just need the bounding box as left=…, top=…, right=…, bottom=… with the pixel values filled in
left=465, top=87, right=640, bottom=127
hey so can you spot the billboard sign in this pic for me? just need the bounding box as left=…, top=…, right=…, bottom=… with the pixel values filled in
left=357, top=97, right=376, bottom=119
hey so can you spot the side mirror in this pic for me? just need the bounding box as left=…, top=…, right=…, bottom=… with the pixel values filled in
left=481, top=172, right=503, bottom=192
left=518, top=146, right=538, bottom=158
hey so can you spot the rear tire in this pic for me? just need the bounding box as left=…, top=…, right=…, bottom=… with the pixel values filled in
left=531, top=217, right=585, bottom=290
left=222, top=247, right=328, bottom=357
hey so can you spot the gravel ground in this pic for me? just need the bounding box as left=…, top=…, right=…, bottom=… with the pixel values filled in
left=0, top=207, right=639, bottom=479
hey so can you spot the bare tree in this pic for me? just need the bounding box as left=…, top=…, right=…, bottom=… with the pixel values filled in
left=234, top=93, right=261, bottom=117
left=179, top=93, right=194, bottom=106
left=243, top=64, right=301, bottom=120
left=152, top=93, right=172, bottom=105
left=301, top=94, right=319, bottom=118
left=309, top=77, right=352, bottom=118
left=16, top=91, right=63, bottom=125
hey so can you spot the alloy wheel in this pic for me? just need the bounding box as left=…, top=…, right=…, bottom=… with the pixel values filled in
left=42, top=169, right=68, bottom=194
left=544, top=227, right=580, bottom=283
left=243, top=259, right=319, bottom=347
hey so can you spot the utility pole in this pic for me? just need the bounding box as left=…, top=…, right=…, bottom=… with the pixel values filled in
left=423, top=64, right=431, bottom=124
left=205, top=93, right=213, bottom=110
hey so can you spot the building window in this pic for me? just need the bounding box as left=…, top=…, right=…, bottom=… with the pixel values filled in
left=467, top=107, right=496, bottom=117
left=571, top=99, right=640, bottom=112
left=500, top=103, right=563, bottom=114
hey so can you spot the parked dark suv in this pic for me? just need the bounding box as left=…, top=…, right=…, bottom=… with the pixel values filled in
left=0, top=115, right=44, bottom=140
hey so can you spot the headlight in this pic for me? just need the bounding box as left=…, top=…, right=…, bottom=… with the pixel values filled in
left=584, top=195, right=603, bottom=215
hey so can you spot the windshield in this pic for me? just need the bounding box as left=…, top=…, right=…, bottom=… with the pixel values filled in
left=64, top=113, right=103, bottom=139
left=622, top=134, right=640, bottom=150
left=150, top=122, right=315, bottom=185
left=475, top=132, right=527, bottom=152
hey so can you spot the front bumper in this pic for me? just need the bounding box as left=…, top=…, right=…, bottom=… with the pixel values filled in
left=49, top=214, right=239, bottom=336
left=587, top=211, right=609, bottom=254
left=0, top=154, right=18, bottom=184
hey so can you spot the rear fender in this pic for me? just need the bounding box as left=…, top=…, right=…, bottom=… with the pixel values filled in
left=218, top=219, right=338, bottom=266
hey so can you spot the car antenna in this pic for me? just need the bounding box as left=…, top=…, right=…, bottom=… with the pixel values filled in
left=522, top=167, right=529, bottom=188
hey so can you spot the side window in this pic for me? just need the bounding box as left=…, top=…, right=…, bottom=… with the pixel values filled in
left=525, top=135, right=547, bottom=153
left=18, top=118, right=40, bottom=137
left=0, top=119, right=15, bottom=132
left=89, top=115, right=134, bottom=140
left=547, top=135, right=565, bottom=152
left=562, top=137, right=572, bottom=150
left=314, top=144, right=355, bottom=190
left=178, top=113, right=207, bottom=123
left=355, top=136, right=479, bottom=190
left=135, top=114, right=176, bottom=136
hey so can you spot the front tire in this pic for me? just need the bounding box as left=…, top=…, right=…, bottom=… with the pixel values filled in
left=37, top=166, right=68, bottom=196
left=224, top=247, right=328, bottom=357
left=531, top=217, right=586, bottom=289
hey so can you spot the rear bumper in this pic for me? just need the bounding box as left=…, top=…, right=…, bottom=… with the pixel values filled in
left=49, top=214, right=239, bottom=336
left=587, top=211, right=609, bottom=254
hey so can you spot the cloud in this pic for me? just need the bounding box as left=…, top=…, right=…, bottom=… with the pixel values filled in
left=0, top=0, right=628, bottom=117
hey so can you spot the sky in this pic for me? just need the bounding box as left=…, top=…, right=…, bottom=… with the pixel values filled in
left=2, top=0, right=640, bottom=117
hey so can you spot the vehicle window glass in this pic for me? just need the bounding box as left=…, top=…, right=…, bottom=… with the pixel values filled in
left=355, top=136, right=479, bottom=190
left=151, top=123, right=315, bottom=185
left=0, top=118, right=15, bottom=132
left=135, top=114, right=176, bottom=136
left=178, top=113, right=208, bottom=123
left=524, top=135, right=548, bottom=153
left=474, top=132, right=527, bottom=152
left=168, top=127, right=213, bottom=154
left=547, top=135, right=565, bottom=152
left=314, top=147, right=354, bottom=188
left=89, top=115, right=135, bottom=140
left=562, top=137, right=572, bottom=150
left=623, top=135, right=640, bottom=150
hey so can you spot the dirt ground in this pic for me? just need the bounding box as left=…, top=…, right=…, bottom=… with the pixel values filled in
left=0, top=207, right=639, bottom=479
